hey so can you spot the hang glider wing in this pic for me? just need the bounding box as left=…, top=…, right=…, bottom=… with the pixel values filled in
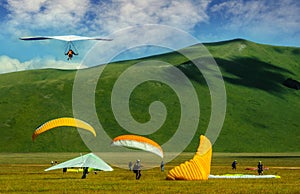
left=20, top=35, right=113, bottom=42
left=45, top=153, right=113, bottom=171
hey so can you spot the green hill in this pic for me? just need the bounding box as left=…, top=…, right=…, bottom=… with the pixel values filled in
left=0, top=39, right=299, bottom=153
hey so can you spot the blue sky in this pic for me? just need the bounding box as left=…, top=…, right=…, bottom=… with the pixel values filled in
left=0, top=0, right=299, bottom=74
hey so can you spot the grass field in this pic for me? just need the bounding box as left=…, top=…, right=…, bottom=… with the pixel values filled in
left=0, top=39, right=299, bottom=153
left=0, top=153, right=299, bottom=193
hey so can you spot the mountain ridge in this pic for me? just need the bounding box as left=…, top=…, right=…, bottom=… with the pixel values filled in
left=0, top=39, right=299, bottom=152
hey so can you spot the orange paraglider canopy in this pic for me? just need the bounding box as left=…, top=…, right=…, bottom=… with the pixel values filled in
left=111, top=134, right=163, bottom=158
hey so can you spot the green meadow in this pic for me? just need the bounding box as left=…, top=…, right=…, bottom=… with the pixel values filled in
left=0, top=39, right=299, bottom=153
left=0, top=153, right=299, bottom=193
left=0, top=39, right=299, bottom=193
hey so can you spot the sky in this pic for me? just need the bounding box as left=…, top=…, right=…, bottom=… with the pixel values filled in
left=0, top=0, right=299, bottom=74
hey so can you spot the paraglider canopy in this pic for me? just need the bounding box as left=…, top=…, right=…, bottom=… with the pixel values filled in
left=208, top=174, right=280, bottom=179
left=32, top=117, right=96, bottom=141
left=111, top=134, right=164, bottom=158
left=167, top=135, right=212, bottom=180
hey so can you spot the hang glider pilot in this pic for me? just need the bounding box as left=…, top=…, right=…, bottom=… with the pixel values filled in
left=65, top=49, right=78, bottom=60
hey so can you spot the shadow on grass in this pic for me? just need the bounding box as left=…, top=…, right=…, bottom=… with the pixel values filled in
left=215, top=57, right=294, bottom=94
left=178, top=56, right=295, bottom=95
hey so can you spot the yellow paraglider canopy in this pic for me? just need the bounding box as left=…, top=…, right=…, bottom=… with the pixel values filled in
left=32, top=117, right=96, bottom=141
left=167, top=135, right=212, bottom=180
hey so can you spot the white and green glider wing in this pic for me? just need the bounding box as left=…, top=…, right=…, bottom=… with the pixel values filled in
left=209, top=174, right=280, bottom=179
left=45, top=153, right=113, bottom=171
left=20, top=35, right=112, bottom=42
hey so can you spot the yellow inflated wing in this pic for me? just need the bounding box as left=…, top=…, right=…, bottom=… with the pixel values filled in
left=167, top=135, right=212, bottom=180
left=32, top=117, right=96, bottom=141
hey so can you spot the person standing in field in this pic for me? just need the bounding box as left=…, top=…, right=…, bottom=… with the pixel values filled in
left=133, top=160, right=142, bottom=180
left=81, top=167, right=89, bottom=179
left=257, top=161, right=264, bottom=175
left=232, top=160, right=237, bottom=170
left=160, top=161, right=165, bottom=172
left=63, top=167, right=67, bottom=174
left=128, top=161, right=133, bottom=171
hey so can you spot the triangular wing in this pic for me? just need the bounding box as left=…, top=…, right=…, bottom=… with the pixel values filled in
left=45, top=153, right=113, bottom=171
left=19, top=36, right=52, bottom=41
left=82, top=153, right=113, bottom=171
left=20, top=35, right=113, bottom=42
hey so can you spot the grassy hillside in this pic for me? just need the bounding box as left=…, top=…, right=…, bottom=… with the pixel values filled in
left=204, top=39, right=300, bottom=152
left=0, top=39, right=299, bottom=152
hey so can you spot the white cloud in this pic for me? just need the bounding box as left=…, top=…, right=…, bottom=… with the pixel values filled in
left=0, top=55, right=27, bottom=73
left=210, top=0, right=300, bottom=34
left=5, top=0, right=90, bottom=35
left=82, top=24, right=201, bottom=67
left=25, top=57, right=84, bottom=70
left=2, top=0, right=213, bottom=68
left=0, top=55, right=83, bottom=74
left=91, top=0, right=210, bottom=34
left=4, top=0, right=211, bottom=36
left=78, top=0, right=212, bottom=64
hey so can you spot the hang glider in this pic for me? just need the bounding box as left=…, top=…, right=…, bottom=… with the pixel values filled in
left=45, top=153, right=113, bottom=172
left=19, top=35, right=113, bottom=42
left=19, top=35, right=112, bottom=60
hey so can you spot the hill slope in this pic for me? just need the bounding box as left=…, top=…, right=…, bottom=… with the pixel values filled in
left=0, top=39, right=299, bottom=152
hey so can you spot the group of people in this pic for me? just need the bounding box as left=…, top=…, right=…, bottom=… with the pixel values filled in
left=51, top=161, right=58, bottom=166
left=57, top=158, right=267, bottom=180
left=232, top=160, right=264, bottom=175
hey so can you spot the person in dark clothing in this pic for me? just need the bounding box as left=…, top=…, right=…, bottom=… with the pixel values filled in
left=65, top=49, right=78, bottom=60
left=63, top=167, right=67, bottom=173
left=257, top=161, right=264, bottom=175
left=232, top=160, right=237, bottom=170
left=133, top=160, right=142, bottom=180
left=81, top=167, right=89, bottom=179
